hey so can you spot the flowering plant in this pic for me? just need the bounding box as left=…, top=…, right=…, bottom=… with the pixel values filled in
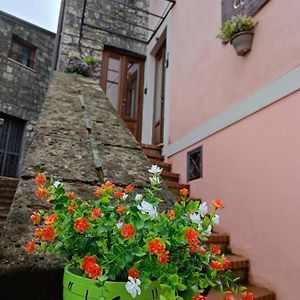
left=64, top=56, right=97, bottom=77
left=26, top=166, right=252, bottom=300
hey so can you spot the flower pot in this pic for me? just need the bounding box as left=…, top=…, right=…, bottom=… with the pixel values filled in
left=230, top=31, right=254, bottom=56
left=63, top=265, right=161, bottom=300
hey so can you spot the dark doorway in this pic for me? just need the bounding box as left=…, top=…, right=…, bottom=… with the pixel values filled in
left=0, top=113, right=25, bottom=177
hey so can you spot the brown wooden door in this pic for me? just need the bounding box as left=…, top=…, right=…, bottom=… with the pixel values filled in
left=100, top=50, right=144, bottom=142
left=153, top=43, right=166, bottom=145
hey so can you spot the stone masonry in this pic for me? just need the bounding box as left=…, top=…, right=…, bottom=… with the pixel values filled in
left=55, top=0, right=149, bottom=75
left=0, top=11, right=55, bottom=169
left=0, top=72, right=174, bottom=299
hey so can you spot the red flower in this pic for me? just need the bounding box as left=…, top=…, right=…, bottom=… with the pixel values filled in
left=93, top=187, right=103, bottom=197
left=35, top=173, right=46, bottom=186
left=179, top=188, right=189, bottom=196
left=74, top=218, right=89, bottom=233
left=34, top=228, right=43, bottom=240
left=45, top=214, right=57, bottom=226
left=91, top=208, right=102, bottom=219
left=68, top=204, right=75, bottom=215
left=30, top=212, right=41, bottom=225
left=128, top=267, right=139, bottom=279
left=41, top=226, right=56, bottom=242
left=192, top=294, right=207, bottom=300
left=168, top=210, right=175, bottom=220
left=114, top=190, right=124, bottom=198
left=103, top=181, right=115, bottom=193
left=200, top=246, right=206, bottom=255
left=212, top=199, right=224, bottom=209
left=81, top=256, right=101, bottom=280
left=148, top=238, right=165, bottom=255
left=158, top=251, right=169, bottom=265
left=25, top=240, right=36, bottom=253
left=35, top=187, right=47, bottom=200
left=184, top=228, right=199, bottom=244
left=242, top=292, right=254, bottom=300
left=68, top=192, right=75, bottom=200
left=121, top=224, right=135, bottom=239
left=211, top=244, right=221, bottom=255
left=116, top=206, right=125, bottom=215
left=222, top=257, right=231, bottom=270
left=210, top=260, right=223, bottom=271
left=125, top=184, right=134, bottom=193
left=224, top=295, right=235, bottom=300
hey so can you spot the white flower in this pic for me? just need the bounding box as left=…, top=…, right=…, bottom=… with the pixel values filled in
left=148, top=165, right=163, bottom=174
left=135, top=194, right=143, bottom=201
left=137, top=200, right=158, bottom=220
left=189, top=213, right=202, bottom=230
left=125, top=276, right=141, bottom=298
left=149, top=176, right=162, bottom=186
left=53, top=181, right=61, bottom=188
left=212, top=214, right=220, bottom=226
left=121, top=193, right=128, bottom=201
left=116, top=220, right=124, bottom=229
left=198, top=202, right=208, bottom=218
left=202, top=225, right=212, bottom=236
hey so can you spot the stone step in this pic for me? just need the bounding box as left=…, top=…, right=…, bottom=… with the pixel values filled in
left=161, top=170, right=180, bottom=183
left=165, top=181, right=190, bottom=196
left=207, top=232, right=230, bottom=253
left=141, top=143, right=162, bottom=151
left=0, top=206, right=10, bottom=213
left=143, top=148, right=165, bottom=161
left=0, top=176, right=19, bottom=187
left=0, top=212, right=8, bottom=221
left=207, top=284, right=276, bottom=300
left=226, top=254, right=249, bottom=283
left=148, top=159, right=172, bottom=172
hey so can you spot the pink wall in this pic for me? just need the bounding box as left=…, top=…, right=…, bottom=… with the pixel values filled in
left=169, top=92, right=300, bottom=300
left=169, top=0, right=300, bottom=142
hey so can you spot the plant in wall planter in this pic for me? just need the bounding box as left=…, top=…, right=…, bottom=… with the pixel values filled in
left=26, top=167, right=253, bottom=300
left=218, top=15, right=258, bottom=56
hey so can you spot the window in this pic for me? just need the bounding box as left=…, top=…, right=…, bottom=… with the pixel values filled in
left=9, top=36, right=36, bottom=68
left=187, top=146, right=203, bottom=181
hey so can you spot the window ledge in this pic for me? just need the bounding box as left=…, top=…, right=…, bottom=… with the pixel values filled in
left=8, top=58, right=36, bottom=73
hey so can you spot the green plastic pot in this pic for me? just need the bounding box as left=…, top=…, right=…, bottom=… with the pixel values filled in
left=63, top=265, right=161, bottom=300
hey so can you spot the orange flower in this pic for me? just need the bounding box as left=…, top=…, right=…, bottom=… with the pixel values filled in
left=224, top=295, right=235, bottom=300
left=222, top=257, right=231, bottom=270
left=184, top=228, right=199, bottom=244
left=45, top=214, right=57, bottom=226
left=68, top=192, right=75, bottom=200
left=74, top=218, right=89, bottom=233
left=192, top=294, right=207, bottom=300
left=103, top=181, right=115, bottom=192
left=210, top=260, right=223, bottom=271
left=41, top=226, right=56, bottom=242
left=148, top=238, right=165, bottom=255
left=116, top=206, right=125, bottom=215
left=121, top=224, right=135, bottom=240
left=30, top=212, right=41, bottom=225
left=25, top=240, right=36, bottom=253
left=35, top=173, right=46, bottom=186
left=168, top=210, right=175, bottom=220
left=158, top=251, right=169, bottom=265
left=128, top=267, right=139, bottom=279
left=93, top=187, right=103, bottom=197
left=242, top=292, right=253, bottom=300
left=200, top=246, right=206, bottom=255
left=125, top=184, right=134, bottom=193
left=68, top=204, right=75, bottom=215
left=212, top=199, right=224, bottom=209
left=90, top=208, right=102, bottom=219
left=211, top=244, right=221, bottom=255
left=34, top=228, right=43, bottom=240
left=179, top=188, right=189, bottom=196
left=35, top=187, right=47, bottom=200
left=81, top=256, right=101, bottom=280
left=114, top=190, right=124, bottom=198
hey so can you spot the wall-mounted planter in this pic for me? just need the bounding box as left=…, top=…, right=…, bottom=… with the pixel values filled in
left=230, top=31, right=254, bottom=56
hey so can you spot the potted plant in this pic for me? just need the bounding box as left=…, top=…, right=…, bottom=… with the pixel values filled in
left=218, top=15, right=258, bottom=56
left=26, top=166, right=253, bottom=300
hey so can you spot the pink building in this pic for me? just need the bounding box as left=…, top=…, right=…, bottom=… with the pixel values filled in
left=139, top=1, right=300, bottom=299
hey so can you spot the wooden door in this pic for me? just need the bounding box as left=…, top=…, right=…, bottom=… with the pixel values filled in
left=100, top=50, right=144, bottom=142
left=152, top=43, right=166, bottom=145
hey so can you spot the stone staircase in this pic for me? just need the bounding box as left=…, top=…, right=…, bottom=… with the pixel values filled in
left=142, top=144, right=276, bottom=300
left=0, top=176, right=18, bottom=230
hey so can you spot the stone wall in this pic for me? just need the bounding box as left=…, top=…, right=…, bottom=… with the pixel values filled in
left=0, top=11, right=55, bottom=168
left=55, top=0, right=149, bottom=75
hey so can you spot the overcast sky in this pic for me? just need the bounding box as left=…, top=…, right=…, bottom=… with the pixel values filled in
left=0, top=0, right=61, bottom=32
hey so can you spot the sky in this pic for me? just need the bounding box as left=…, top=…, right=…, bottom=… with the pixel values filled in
left=0, top=0, right=61, bottom=32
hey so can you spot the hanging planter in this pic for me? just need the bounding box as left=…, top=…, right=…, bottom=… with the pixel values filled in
left=218, top=15, right=258, bottom=56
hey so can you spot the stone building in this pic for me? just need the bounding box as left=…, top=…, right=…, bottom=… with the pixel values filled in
left=0, top=10, right=55, bottom=177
